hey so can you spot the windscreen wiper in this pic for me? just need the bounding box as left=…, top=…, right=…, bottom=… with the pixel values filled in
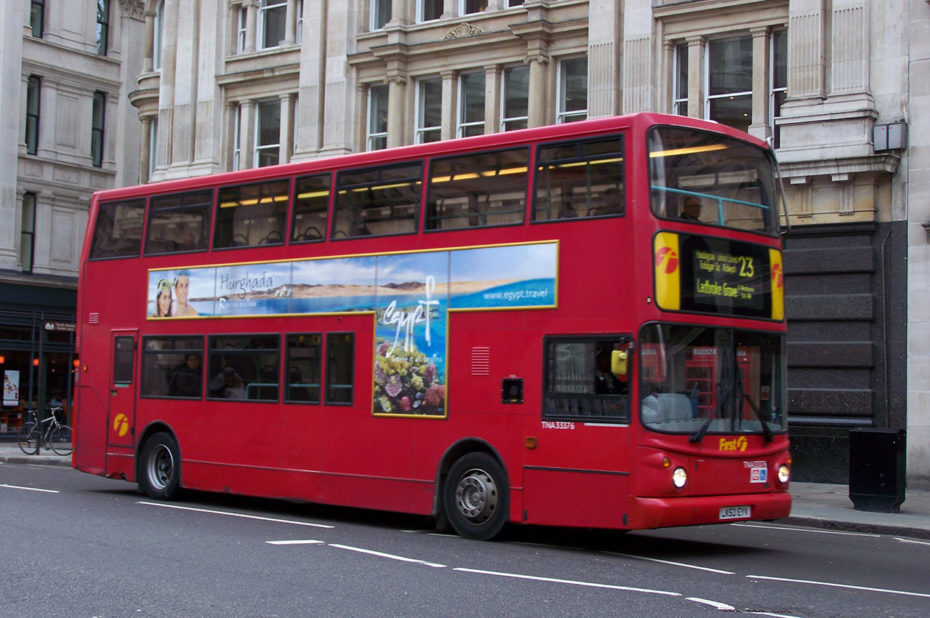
left=736, top=373, right=774, bottom=443
left=690, top=381, right=731, bottom=443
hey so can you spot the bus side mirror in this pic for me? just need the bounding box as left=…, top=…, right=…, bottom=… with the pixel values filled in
left=611, top=350, right=629, bottom=377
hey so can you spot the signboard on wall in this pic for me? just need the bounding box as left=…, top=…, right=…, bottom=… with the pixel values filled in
left=3, top=370, right=20, bottom=406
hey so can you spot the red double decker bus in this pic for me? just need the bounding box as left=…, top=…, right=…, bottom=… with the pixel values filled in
left=74, top=113, right=791, bottom=539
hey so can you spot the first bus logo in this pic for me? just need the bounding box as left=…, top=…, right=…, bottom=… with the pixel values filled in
left=655, top=246, right=679, bottom=274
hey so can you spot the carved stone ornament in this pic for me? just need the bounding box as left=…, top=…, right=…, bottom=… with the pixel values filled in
left=443, top=23, right=483, bottom=40
left=119, top=0, right=146, bottom=20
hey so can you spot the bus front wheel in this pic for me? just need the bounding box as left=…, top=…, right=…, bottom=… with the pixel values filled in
left=443, top=452, right=509, bottom=540
left=139, top=432, right=181, bottom=500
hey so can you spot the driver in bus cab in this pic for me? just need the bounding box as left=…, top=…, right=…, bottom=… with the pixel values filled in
left=680, top=197, right=703, bottom=221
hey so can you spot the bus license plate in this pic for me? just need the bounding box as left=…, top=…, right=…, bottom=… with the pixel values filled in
left=719, top=506, right=751, bottom=520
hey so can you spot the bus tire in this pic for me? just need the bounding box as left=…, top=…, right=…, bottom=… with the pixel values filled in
left=139, top=432, right=181, bottom=500
left=443, top=452, right=509, bottom=540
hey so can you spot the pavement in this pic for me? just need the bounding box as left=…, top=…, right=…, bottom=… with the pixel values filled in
left=2, top=444, right=929, bottom=540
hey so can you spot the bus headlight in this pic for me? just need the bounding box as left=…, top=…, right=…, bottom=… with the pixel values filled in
left=777, top=464, right=790, bottom=485
left=672, top=467, right=688, bottom=489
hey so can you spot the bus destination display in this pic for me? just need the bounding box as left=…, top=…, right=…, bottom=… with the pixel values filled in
left=680, top=235, right=771, bottom=318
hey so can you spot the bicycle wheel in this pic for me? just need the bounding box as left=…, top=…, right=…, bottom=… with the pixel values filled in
left=18, top=422, right=38, bottom=455
left=49, top=425, right=73, bottom=456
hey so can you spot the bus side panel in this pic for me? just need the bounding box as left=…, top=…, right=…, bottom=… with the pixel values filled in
left=73, top=380, right=107, bottom=475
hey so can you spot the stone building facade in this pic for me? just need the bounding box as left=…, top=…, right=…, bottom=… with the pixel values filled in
left=0, top=0, right=144, bottom=428
left=7, top=0, right=924, bottom=485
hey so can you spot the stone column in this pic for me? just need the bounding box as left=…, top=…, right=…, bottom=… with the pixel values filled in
left=830, top=0, right=869, bottom=96
left=442, top=0, right=456, bottom=20
left=239, top=100, right=255, bottom=169
left=279, top=93, right=294, bottom=164
left=139, top=116, right=152, bottom=183
left=388, top=0, right=407, bottom=25
left=527, top=57, right=548, bottom=127
left=387, top=76, right=407, bottom=148
left=284, top=0, right=298, bottom=45
left=749, top=27, right=772, bottom=141
left=143, top=9, right=155, bottom=72
left=786, top=0, right=825, bottom=100
left=244, top=0, right=258, bottom=53
left=686, top=35, right=705, bottom=118
left=484, top=64, right=501, bottom=133
left=0, top=0, right=25, bottom=268
left=441, top=70, right=457, bottom=140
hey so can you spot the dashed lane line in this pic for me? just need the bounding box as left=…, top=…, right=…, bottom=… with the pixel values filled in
left=137, top=501, right=334, bottom=528
left=0, top=483, right=59, bottom=493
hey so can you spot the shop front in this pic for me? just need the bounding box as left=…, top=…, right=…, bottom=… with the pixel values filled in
left=0, top=283, right=76, bottom=436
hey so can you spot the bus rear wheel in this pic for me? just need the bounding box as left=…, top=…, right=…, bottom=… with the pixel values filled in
left=139, top=432, right=181, bottom=500
left=443, top=452, right=509, bottom=540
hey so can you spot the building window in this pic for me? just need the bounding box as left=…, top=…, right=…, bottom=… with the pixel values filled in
left=96, top=0, right=110, bottom=55
left=296, top=0, right=303, bottom=44
left=772, top=29, right=787, bottom=148
left=673, top=43, right=688, bottom=116
left=418, top=0, right=442, bottom=22
left=706, top=36, right=753, bottom=133
left=259, top=0, right=287, bottom=49
left=25, top=75, right=41, bottom=155
left=416, top=77, right=442, bottom=144
left=557, top=57, right=588, bottom=123
left=255, top=99, right=280, bottom=167
left=508, top=0, right=525, bottom=6
left=501, top=65, right=529, bottom=131
left=91, top=91, right=106, bottom=168
left=371, top=0, right=391, bottom=31
left=462, top=0, right=488, bottom=14
left=457, top=71, right=485, bottom=137
left=30, top=0, right=44, bottom=37
left=233, top=104, right=242, bottom=170
left=154, top=0, right=165, bottom=70
left=21, top=193, right=36, bottom=273
left=367, top=84, right=388, bottom=151
left=236, top=5, right=247, bottom=53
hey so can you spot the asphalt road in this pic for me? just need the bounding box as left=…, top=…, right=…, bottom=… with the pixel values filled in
left=2, top=463, right=928, bottom=617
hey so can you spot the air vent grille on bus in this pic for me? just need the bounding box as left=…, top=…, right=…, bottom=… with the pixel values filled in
left=89, top=312, right=100, bottom=324
left=471, top=346, right=490, bottom=376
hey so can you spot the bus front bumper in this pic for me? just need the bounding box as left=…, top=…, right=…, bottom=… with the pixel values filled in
left=627, top=491, right=792, bottom=529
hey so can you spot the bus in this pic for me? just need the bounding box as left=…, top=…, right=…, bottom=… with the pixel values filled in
left=74, top=113, right=791, bottom=540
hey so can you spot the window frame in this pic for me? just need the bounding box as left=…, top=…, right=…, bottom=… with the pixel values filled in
left=21, top=192, right=36, bottom=273
left=415, top=76, right=442, bottom=145
left=96, top=0, right=110, bottom=56
left=92, top=91, right=106, bottom=168
left=30, top=0, right=44, bottom=38
left=258, top=0, right=288, bottom=50
left=331, top=161, right=423, bottom=239
left=254, top=98, right=281, bottom=168
left=501, top=65, right=529, bottom=132
left=140, top=336, right=205, bottom=399
left=214, top=179, right=289, bottom=249
left=154, top=0, right=165, bottom=70
left=89, top=199, right=146, bottom=260
left=417, top=0, right=442, bottom=23
left=291, top=173, right=331, bottom=243
left=542, top=335, right=632, bottom=423
left=325, top=332, right=354, bottom=405
left=371, top=0, right=391, bottom=31
left=207, top=333, right=282, bottom=402
left=704, top=35, right=753, bottom=133
left=144, top=189, right=214, bottom=256
left=457, top=70, right=485, bottom=138
left=26, top=75, right=41, bottom=156
left=461, top=0, right=488, bottom=15
left=366, top=84, right=388, bottom=151
left=556, top=56, right=588, bottom=124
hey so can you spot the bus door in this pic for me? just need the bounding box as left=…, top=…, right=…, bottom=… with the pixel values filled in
left=107, top=332, right=138, bottom=449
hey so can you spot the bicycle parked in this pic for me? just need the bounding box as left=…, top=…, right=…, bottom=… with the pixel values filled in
left=17, top=406, right=73, bottom=456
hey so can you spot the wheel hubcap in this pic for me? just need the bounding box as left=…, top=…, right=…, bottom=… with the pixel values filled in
left=148, top=445, right=174, bottom=490
left=455, top=468, right=497, bottom=524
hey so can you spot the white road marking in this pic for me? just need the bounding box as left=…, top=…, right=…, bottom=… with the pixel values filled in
left=733, top=522, right=880, bottom=538
left=605, top=551, right=735, bottom=575
left=328, top=544, right=446, bottom=568
left=0, top=483, right=59, bottom=493
left=137, top=501, right=334, bottom=528
left=747, top=574, right=930, bottom=599
left=455, top=567, right=680, bottom=597
left=748, top=612, right=803, bottom=618
left=893, top=537, right=930, bottom=546
left=687, top=597, right=735, bottom=610
left=266, top=539, right=325, bottom=545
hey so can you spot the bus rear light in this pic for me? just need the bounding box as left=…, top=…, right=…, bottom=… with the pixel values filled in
left=672, top=467, right=688, bottom=489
